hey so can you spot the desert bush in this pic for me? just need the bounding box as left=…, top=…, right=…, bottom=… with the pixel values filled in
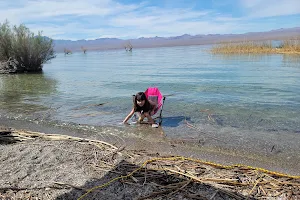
left=0, top=20, right=55, bottom=73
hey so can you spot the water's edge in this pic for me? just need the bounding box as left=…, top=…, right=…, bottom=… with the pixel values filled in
left=1, top=117, right=299, bottom=176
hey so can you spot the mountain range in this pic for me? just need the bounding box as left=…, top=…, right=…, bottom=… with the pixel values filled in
left=53, top=27, right=300, bottom=52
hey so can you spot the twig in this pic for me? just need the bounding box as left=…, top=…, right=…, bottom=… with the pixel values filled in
left=184, top=193, right=208, bottom=200
left=0, top=183, right=86, bottom=192
left=209, top=190, right=218, bottom=200
left=53, top=182, right=88, bottom=191
left=137, top=187, right=180, bottom=200
left=167, top=179, right=192, bottom=197
left=259, top=185, right=267, bottom=196
left=111, top=146, right=125, bottom=160
left=249, top=176, right=263, bottom=196
left=217, top=188, right=245, bottom=200
left=143, top=164, right=147, bottom=186
left=165, top=168, right=246, bottom=186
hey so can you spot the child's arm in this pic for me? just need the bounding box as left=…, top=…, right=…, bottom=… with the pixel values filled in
left=123, top=108, right=135, bottom=124
left=148, top=99, right=157, bottom=107
left=148, top=100, right=157, bottom=116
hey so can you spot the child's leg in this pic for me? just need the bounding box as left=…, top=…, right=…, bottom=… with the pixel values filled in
left=137, top=113, right=145, bottom=123
left=144, top=112, right=154, bottom=124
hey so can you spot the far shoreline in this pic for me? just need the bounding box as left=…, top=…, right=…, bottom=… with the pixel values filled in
left=57, top=39, right=300, bottom=55
left=54, top=27, right=300, bottom=53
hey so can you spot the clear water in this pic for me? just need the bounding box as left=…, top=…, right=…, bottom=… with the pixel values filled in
left=1, top=45, right=300, bottom=167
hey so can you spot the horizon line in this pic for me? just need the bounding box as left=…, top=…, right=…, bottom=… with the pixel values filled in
left=51, top=26, right=300, bottom=41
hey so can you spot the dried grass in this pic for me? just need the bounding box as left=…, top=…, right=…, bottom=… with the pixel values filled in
left=211, top=39, right=300, bottom=54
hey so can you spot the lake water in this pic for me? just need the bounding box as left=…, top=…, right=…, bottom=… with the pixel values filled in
left=1, top=45, right=300, bottom=172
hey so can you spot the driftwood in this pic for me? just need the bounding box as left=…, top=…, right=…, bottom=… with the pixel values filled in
left=0, top=128, right=117, bottom=150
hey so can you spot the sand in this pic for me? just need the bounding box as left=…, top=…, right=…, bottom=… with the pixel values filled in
left=1, top=126, right=300, bottom=200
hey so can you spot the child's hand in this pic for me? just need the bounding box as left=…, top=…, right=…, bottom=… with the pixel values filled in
left=150, top=110, right=155, bottom=116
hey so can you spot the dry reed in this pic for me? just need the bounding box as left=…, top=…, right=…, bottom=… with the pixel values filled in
left=211, top=39, right=300, bottom=54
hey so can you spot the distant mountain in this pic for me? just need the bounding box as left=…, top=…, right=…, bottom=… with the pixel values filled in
left=53, top=27, right=300, bottom=52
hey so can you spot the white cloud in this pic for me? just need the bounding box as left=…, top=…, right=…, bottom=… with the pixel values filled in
left=0, top=0, right=139, bottom=23
left=240, top=0, right=300, bottom=18
left=109, top=7, right=210, bottom=27
left=0, top=0, right=299, bottom=40
left=240, top=0, right=264, bottom=8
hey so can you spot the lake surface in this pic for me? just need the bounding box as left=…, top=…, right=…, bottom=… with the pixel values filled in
left=1, top=45, right=300, bottom=172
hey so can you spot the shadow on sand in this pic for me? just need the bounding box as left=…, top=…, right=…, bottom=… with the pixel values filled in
left=56, top=160, right=250, bottom=200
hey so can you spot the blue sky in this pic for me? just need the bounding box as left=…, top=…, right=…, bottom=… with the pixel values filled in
left=1, top=0, right=300, bottom=40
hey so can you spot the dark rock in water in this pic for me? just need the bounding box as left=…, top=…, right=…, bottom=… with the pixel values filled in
left=214, top=116, right=224, bottom=126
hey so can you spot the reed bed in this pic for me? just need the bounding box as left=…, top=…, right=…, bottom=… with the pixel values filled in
left=280, top=39, right=300, bottom=53
left=1, top=128, right=299, bottom=199
left=211, top=39, right=300, bottom=54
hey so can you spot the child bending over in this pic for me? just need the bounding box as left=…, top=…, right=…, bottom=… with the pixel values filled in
left=123, top=92, right=157, bottom=124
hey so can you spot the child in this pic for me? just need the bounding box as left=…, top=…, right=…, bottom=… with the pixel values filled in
left=123, top=92, right=157, bottom=125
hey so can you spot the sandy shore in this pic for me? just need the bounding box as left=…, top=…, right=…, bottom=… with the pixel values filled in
left=1, top=125, right=300, bottom=199
left=1, top=118, right=300, bottom=177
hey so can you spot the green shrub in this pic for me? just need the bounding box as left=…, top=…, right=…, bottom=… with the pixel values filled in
left=0, top=20, right=55, bottom=73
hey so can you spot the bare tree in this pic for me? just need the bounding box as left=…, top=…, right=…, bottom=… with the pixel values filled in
left=124, top=41, right=133, bottom=51
left=64, top=48, right=72, bottom=55
left=81, top=46, right=87, bottom=54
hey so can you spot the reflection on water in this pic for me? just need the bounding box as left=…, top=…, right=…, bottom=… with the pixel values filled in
left=0, top=73, right=57, bottom=117
left=211, top=53, right=272, bottom=62
left=282, top=54, right=300, bottom=68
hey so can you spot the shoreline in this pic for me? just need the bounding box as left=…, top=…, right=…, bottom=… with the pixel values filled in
left=1, top=117, right=299, bottom=176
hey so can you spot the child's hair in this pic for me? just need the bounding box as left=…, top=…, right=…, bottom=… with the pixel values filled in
left=133, top=92, right=151, bottom=111
left=135, top=92, right=146, bottom=101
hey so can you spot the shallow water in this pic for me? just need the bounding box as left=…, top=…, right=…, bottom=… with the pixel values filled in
left=1, top=45, right=300, bottom=172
